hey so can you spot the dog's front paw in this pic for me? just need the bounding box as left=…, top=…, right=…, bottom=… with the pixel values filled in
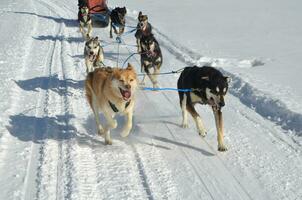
left=153, top=83, right=159, bottom=89
left=105, top=139, right=113, bottom=145
left=218, top=144, right=228, bottom=152
left=199, top=131, right=207, bottom=137
left=120, top=129, right=130, bottom=138
left=182, top=123, right=189, bottom=128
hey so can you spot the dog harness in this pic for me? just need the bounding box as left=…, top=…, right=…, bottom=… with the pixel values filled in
left=108, top=100, right=131, bottom=113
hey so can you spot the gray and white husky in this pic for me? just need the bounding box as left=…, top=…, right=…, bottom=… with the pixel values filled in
left=84, top=36, right=104, bottom=73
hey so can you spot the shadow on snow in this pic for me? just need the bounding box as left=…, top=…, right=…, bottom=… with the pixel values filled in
left=14, top=74, right=84, bottom=96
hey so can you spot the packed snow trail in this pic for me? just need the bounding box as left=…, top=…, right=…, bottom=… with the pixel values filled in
left=0, top=0, right=302, bottom=200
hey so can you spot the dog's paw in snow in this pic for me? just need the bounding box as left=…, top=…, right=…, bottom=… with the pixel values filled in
left=182, top=122, right=189, bottom=128
left=120, top=129, right=130, bottom=138
left=218, top=144, right=228, bottom=152
left=199, top=131, right=207, bottom=137
left=105, top=139, right=112, bottom=145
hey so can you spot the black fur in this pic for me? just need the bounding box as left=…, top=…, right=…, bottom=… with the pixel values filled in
left=78, top=0, right=87, bottom=7
left=110, top=7, right=127, bottom=38
left=177, top=66, right=229, bottom=106
left=140, top=34, right=163, bottom=73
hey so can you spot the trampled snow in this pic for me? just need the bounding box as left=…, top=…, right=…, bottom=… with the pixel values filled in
left=0, top=0, right=301, bottom=199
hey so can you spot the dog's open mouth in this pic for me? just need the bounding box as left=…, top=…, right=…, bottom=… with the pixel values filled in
left=119, top=88, right=131, bottom=100
left=89, top=54, right=96, bottom=61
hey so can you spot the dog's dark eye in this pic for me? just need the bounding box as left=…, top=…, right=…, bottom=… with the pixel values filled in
left=119, top=80, right=124, bottom=83
left=130, top=79, right=134, bottom=82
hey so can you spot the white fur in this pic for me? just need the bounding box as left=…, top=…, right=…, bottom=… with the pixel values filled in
left=181, top=95, right=188, bottom=128
left=190, top=92, right=202, bottom=103
left=206, top=88, right=220, bottom=106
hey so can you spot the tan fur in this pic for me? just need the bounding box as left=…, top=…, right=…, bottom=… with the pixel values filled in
left=85, top=64, right=138, bottom=144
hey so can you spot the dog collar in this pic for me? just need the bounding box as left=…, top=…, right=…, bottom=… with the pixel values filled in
left=108, top=100, right=131, bottom=113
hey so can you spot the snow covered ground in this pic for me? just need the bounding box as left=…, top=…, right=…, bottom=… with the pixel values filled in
left=0, top=0, right=302, bottom=199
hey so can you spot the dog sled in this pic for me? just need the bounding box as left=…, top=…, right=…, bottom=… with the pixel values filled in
left=87, top=0, right=110, bottom=27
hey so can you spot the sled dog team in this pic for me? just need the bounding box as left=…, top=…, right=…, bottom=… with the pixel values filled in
left=78, top=4, right=230, bottom=151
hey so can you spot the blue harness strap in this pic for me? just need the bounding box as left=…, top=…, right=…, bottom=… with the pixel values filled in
left=141, top=87, right=193, bottom=92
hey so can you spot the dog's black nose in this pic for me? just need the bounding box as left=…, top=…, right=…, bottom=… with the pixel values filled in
left=139, top=22, right=144, bottom=27
left=125, top=84, right=131, bottom=89
left=89, top=51, right=94, bottom=55
left=219, top=101, right=225, bottom=107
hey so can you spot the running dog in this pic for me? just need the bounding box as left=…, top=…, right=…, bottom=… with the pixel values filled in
left=84, top=36, right=104, bottom=73
left=135, top=11, right=153, bottom=53
left=109, top=7, right=127, bottom=38
left=78, top=5, right=92, bottom=40
left=177, top=66, right=230, bottom=151
left=85, top=64, right=138, bottom=145
left=140, top=34, right=163, bottom=88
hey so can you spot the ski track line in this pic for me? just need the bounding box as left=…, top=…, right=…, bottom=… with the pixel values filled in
left=0, top=0, right=43, bottom=199
left=27, top=7, right=62, bottom=200
left=42, top=2, right=150, bottom=199
left=20, top=1, right=70, bottom=199
left=46, top=2, right=108, bottom=199
left=142, top=90, right=252, bottom=200
left=0, top=0, right=63, bottom=199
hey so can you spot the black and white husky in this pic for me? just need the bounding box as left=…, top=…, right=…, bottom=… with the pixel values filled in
left=78, top=5, right=92, bottom=40
left=135, top=11, right=153, bottom=53
left=140, top=34, right=163, bottom=88
left=177, top=66, right=230, bottom=151
left=84, top=36, right=104, bottom=73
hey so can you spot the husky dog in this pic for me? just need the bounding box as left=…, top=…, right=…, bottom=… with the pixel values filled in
left=177, top=66, right=230, bottom=151
left=109, top=7, right=127, bottom=38
left=140, top=34, right=163, bottom=88
left=85, top=64, right=138, bottom=144
left=135, top=11, right=153, bottom=53
left=78, top=5, right=92, bottom=40
left=84, top=36, right=104, bottom=73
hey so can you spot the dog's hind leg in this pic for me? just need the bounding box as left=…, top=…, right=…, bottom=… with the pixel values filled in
left=151, top=67, right=160, bottom=88
left=91, top=95, right=105, bottom=136
left=180, top=93, right=188, bottom=128
left=136, top=39, right=141, bottom=53
left=87, top=22, right=92, bottom=39
left=213, top=109, right=227, bottom=151
left=120, top=109, right=133, bottom=137
left=186, top=103, right=207, bottom=137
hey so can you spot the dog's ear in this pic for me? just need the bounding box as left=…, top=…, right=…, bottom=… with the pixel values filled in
left=201, top=76, right=209, bottom=81
left=126, top=63, right=134, bottom=70
left=139, top=11, right=142, bottom=16
left=224, top=76, right=231, bottom=83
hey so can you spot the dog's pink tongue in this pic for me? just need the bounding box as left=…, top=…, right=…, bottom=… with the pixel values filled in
left=123, top=91, right=131, bottom=99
